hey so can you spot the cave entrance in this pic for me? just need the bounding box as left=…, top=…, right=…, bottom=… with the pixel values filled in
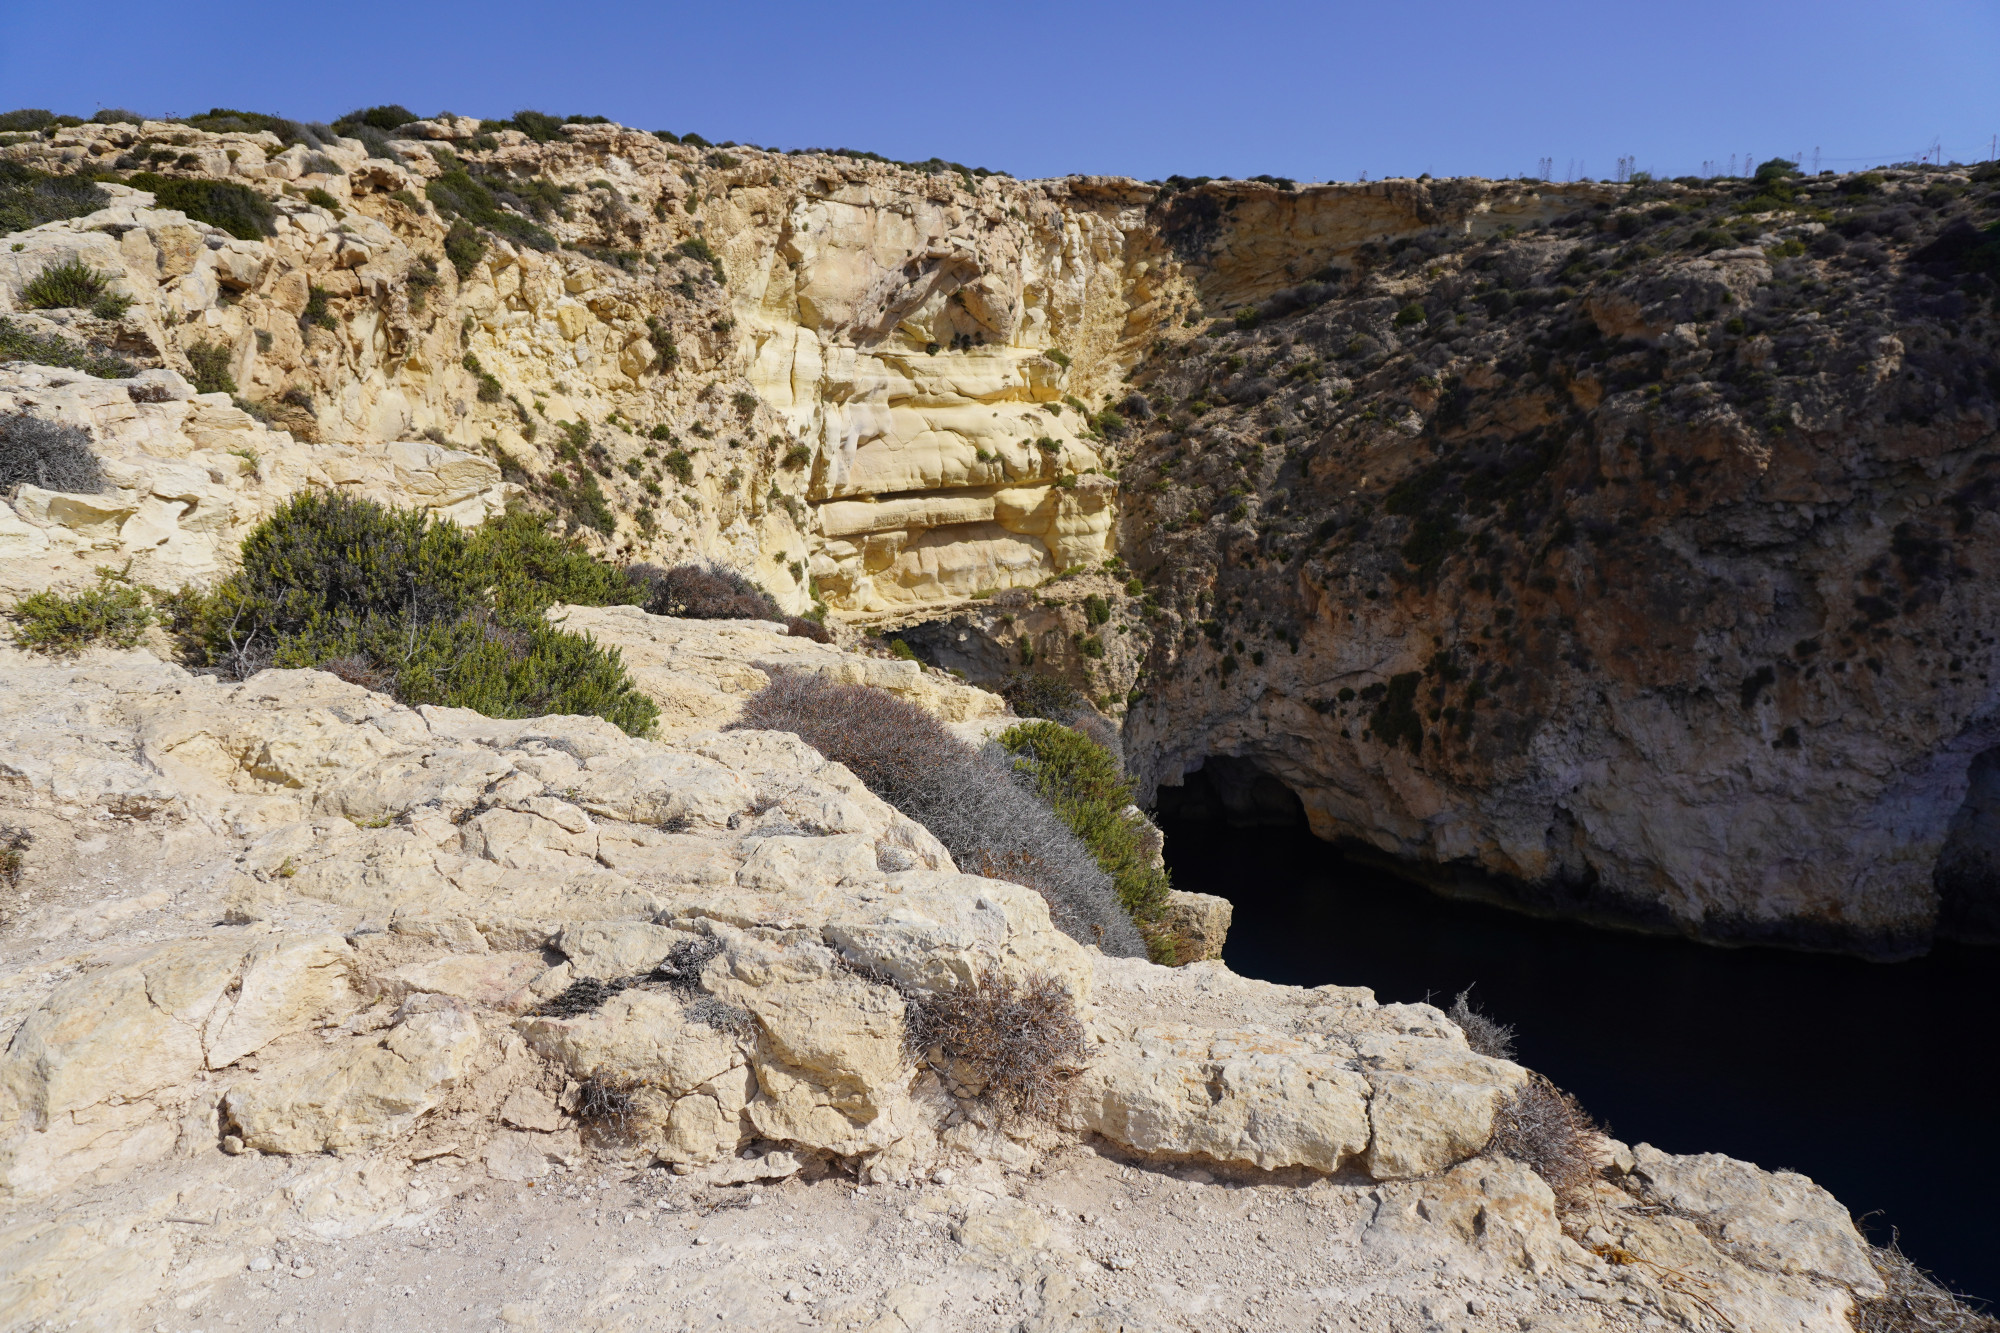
left=1937, top=745, right=2000, bottom=942
left=1152, top=754, right=1307, bottom=827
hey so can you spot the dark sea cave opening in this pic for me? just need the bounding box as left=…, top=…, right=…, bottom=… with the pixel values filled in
left=1154, top=758, right=2000, bottom=1302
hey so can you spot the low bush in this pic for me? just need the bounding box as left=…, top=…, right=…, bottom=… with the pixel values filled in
left=425, top=170, right=557, bottom=255
left=629, top=561, right=779, bottom=619
left=183, top=340, right=236, bottom=395
left=997, top=720, right=1172, bottom=934
left=124, top=174, right=275, bottom=240
left=0, top=110, right=57, bottom=133
left=1486, top=1073, right=1603, bottom=1216
left=1448, top=987, right=1517, bottom=1059
left=332, top=105, right=415, bottom=134
left=0, top=317, right=134, bottom=378
left=784, top=616, right=832, bottom=643
left=898, top=972, right=1085, bottom=1119
left=176, top=491, right=657, bottom=735
left=0, top=162, right=110, bottom=234
left=7, top=568, right=153, bottom=655
left=178, top=109, right=341, bottom=150
left=21, top=257, right=108, bottom=311
left=732, top=672, right=1146, bottom=956
left=1, top=410, right=104, bottom=491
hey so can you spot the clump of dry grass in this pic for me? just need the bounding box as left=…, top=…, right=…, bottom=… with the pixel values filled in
left=899, top=972, right=1086, bottom=1121
left=1854, top=1238, right=2000, bottom=1333
left=573, top=1071, right=638, bottom=1135
left=1486, top=1072, right=1604, bottom=1215
left=1449, top=986, right=1517, bottom=1060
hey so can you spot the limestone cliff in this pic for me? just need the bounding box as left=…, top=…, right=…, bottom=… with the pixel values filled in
left=7, top=116, right=2000, bottom=956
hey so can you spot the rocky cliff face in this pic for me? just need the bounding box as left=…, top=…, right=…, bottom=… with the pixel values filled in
left=7, top=117, right=2000, bottom=956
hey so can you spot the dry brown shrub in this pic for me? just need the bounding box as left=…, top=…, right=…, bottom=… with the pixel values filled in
left=899, top=972, right=1086, bottom=1121
left=1854, top=1239, right=2000, bottom=1333
left=783, top=615, right=832, bottom=643
left=1449, top=986, right=1517, bottom=1060
left=573, top=1071, right=638, bottom=1137
left=732, top=671, right=1145, bottom=955
left=1487, top=1072, right=1604, bottom=1215
left=630, top=561, right=778, bottom=620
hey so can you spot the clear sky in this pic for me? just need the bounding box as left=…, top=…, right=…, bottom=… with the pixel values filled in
left=5, top=0, right=1997, bottom=183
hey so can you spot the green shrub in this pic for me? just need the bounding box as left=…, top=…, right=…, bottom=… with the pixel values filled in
left=1083, top=594, right=1110, bottom=625
left=782, top=442, right=813, bottom=469
left=676, top=236, right=726, bottom=283
left=646, top=317, right=678, bottom=369
left=997, top=720, right=1172, bottom=933
left=179, top=491, right=656, bottom=735
left=300, top=284, right=337, bottom=330
left=888, top=637, right=916, bottom=660
left=0, top=110, right=57, bottom=133
left=7, top=568, right=152, bottom=655
left=462, top=351, right=503, bottom=402
left=442, top=221, right=487, bottom=279
left=183, top=340, right=236, bottom=395
left=125, top=174, right=275, bottom=240
left=0, top=162, right=110, bottom=234
left=663, top=449, right=694, bottom=484
left=0, top=317, right=134, bottom=378
left=333, top=105, right=414, bottom=134
left=1043, top=348, right=1071, bottom=369
left=300, top=186, right=342, bottom=214
left=20, top=258, right=110, bottom=311
left=466, top=510, right=643, bottom=622
left=490, top=110, right=564, bottom=143
left=425, top=171, right=556, bottom=254
left=1394, top=301, right=1427, bottom=327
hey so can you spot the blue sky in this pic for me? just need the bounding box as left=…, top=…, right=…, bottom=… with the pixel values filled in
left=5, top=0, right=1997, bottom=182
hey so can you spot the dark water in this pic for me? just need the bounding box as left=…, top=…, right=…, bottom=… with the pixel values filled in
left=1158, top=811, right=2000, bottom=1303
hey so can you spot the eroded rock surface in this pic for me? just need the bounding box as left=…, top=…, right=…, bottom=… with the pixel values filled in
left=0, top=651, right=1889, bottom=1328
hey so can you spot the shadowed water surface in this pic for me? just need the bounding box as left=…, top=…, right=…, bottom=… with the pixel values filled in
left=1158, top=809, right=2000, bottom=1303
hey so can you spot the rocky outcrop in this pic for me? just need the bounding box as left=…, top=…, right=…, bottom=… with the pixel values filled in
left=0, top=648, right=1889, bottom=1328
left=0, top=362, right=509, bottom=598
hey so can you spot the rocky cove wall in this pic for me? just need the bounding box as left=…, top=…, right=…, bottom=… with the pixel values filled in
left=8, top=117, right=2000, bottom=958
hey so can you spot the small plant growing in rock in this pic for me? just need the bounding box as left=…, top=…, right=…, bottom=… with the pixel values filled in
left=7, top=567, right=154, bottom=655
left=1486, top=1073, right=1603, bottom=1217
left=899, top=972, right=1086, bottom=1120
left=183, top=340, right=236, bottom=395
left=0, top=410, right=104, bottom=492
left=20, top=258, right=128, bottom=319
left=1449, top=987, right=1517, bottom=1060
left=0, top=824, right=30, bottom=889
left=1852, top=1237, right=2000, bottom=1333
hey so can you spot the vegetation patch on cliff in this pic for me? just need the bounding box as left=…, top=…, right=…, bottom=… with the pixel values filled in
left=997, top=719, right=1173, bottom=943
left=165, top=493, right=659, bottom=735
left=732, top=671, right=1148, bottom=957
